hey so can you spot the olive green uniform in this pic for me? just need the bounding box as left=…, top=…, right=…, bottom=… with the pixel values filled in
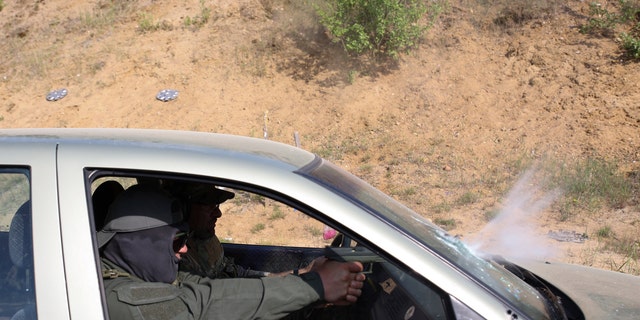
left=180, top=235, right=268, bottom=278
left=102, top=258, right=323, bottom=320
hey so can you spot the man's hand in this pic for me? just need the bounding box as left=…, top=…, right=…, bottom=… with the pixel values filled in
left=299, top=256, right=324, bottom=274
left=312, top=257, right=366, bottom=305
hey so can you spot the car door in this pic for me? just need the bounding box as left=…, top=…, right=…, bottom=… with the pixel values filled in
left=0, top=140, right=69, bottom=319
left=54, top=137, right=490, bottom=320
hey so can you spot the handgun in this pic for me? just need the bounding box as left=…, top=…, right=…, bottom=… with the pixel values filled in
left=324, top=246, right=386, bottom=274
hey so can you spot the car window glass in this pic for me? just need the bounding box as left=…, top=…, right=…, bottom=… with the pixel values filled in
left=0, top=169, right=36, bottom=319
left=88, top=171, right=455, bottom=319
left=215, top=189, right=330, bottom=248
left=450, top=295, right=484, bottom=320
left=302, top=159, right=549, bottom=318
left=91, top=177, right=136, bottom=231
left=90, top=176, right=329, bottom=247
left=218, top=188, right=454, bottom=319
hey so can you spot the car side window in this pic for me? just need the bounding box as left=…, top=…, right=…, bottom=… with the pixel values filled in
left=0, top=169, right=36, bottom=319
left=215, top=189, right=331, bottom=248
left=88, top=171, right=455, bottom=319
left=218, top=187, right=455, bottom=319
left=91, top=177, right=136, bottom=231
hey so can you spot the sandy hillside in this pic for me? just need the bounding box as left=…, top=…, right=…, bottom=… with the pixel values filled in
left=1, top=0, right=639, bottom=273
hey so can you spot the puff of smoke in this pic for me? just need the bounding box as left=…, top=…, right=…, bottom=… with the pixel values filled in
left=467, top=168, right=563, bottom=261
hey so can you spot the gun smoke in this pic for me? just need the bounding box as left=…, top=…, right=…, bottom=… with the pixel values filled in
left=466, top=168, right=563, bottom=261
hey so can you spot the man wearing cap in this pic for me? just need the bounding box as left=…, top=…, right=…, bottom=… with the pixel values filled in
left=172, top=182, right=320, bottom=279
left=98, top=184, right=365, bottom=320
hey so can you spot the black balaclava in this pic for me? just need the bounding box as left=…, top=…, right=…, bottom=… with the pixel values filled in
left=103, top=223, right=187, bottom=283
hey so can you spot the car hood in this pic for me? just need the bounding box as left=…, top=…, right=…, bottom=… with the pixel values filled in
left=510, top=258, right=640, bottom=319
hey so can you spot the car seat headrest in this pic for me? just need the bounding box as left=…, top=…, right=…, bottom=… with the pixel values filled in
left=9, top=201, right=33, bottom=269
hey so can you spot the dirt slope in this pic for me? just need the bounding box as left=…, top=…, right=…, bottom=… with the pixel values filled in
left=1, top=0, right=639, bottom=273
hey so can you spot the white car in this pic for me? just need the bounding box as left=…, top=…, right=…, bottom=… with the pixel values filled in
left=0, top=128, right=638, bottom=319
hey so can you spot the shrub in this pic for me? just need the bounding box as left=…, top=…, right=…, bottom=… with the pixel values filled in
left=580, top=0, right=640, bottom=60
left=621, top=28, right=640, bottom=59
left=316, top=0, right=445, bottom=58
left=580, top=2, right=620, bottom=35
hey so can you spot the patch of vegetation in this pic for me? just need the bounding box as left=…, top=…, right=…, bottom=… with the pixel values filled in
left=268, top=205, right=286, bottom=220
left=465, top=0, right=562, bottom=31
left=580, top=2, right=620, bottom=34
left=183, top=0, right=211, bottom=30
left=137, top=13, right=154, bottom=32
left=431, top=201, right=451, bottom=214
left=0, top=173, right=30, bottom=221
left=315, top=0, right=445, bottom=58
left=0, top=0, right=4, bottom=12
left=250, top=223, right=266, bottom=233
left=137, top=13, right=169, bottom=33
left=304, top=225, right=322, bottom=237
left=548, top=157, right=635, bottom=219
left=621, top=30, right=640, bottom=59
left=483, top=208, right=500, bottom=221
left=358, top=164, right=373, bottom=174
left=347, top=70, right=359, bottom=84
left=21, top=49, right=54, bottom=79
left=493, top=1, right=557, bottom=27
left=580, top=0, right=640, bottom=60
left=311, top=135, right=370, bottom=161
left=137, top=2, right=211, bottom=34
left=79, top=0, right=135, bottom=32
left=596, top=225, right=613, bottom=238
left=603, top=235, right=640, bottom=274
left=433, top=217, right=456, bottom=230
left=391, top=186, right=417, bottom=197
left=231, top=191, right=266, bottom=207
left=455, top=191, right=479, bottom=206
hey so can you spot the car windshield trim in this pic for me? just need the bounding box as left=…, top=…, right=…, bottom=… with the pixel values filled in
left=298, top=157, right=550, bottom=319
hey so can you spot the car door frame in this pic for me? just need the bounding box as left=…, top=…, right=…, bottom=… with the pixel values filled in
left=55, top=137, right=513, bottom=320
left=0, top=140, right=70, bottom=319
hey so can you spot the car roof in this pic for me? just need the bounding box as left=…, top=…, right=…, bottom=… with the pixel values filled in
left=0, top=128, right=316, bottom=169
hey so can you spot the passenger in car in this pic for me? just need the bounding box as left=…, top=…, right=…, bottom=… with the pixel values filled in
left=168, top=182, right=322, bottom=279
left=98, top=184, right=365, bottom=320
left=92, top=180, right=125, bottom=231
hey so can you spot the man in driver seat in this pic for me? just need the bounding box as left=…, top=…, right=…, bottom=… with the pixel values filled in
left=98, top=184, right=366, bottom=319
left=169, top=182, right=322, bottom=279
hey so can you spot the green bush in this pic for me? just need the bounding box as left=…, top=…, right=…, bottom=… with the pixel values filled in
left=580, top=0, right=640, bottom=60
left=580, top=2, right=620, bottom=34
left=316, top=0, right=445, bottom=58
left=621, top=27, right=640, bottom=59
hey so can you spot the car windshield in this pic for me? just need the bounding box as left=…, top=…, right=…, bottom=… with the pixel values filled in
left=300, top=158, right=549, bottom=319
